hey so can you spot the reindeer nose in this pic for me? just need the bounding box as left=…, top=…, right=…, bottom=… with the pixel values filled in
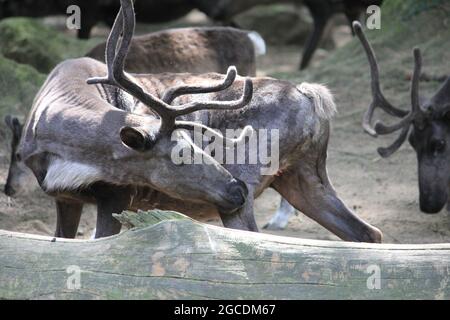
left=419, top=192, right=447, bottom=214
left=420, top=200, right=444, bottom=214
left=4, top=185, right=16, bottom=197
left=226, top=179, right=248, bottom=209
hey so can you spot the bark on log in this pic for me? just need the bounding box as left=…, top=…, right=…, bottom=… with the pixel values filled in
left=0, top=210, right=449, bottom=299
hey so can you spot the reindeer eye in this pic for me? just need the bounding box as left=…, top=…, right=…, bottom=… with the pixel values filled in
left=15, top=153, right=22, bottom=161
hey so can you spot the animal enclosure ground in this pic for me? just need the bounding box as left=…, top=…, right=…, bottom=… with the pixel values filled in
left=0, top=3, right=449, bottom=244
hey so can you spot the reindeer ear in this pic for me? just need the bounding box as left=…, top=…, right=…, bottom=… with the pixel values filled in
left=12, top=118, right=22, bottom=136
left=119, top=127, right=156, bottom=151
left=4, top=115, right=22, bottom=136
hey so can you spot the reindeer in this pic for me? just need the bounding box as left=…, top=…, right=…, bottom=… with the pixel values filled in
left=85, top=27, right=265, bottom=75
left=4, top=25, right=298, bottom=229
left=353, top=21, right=450, bottom=214
left=18, top=0, right=381, bottom=242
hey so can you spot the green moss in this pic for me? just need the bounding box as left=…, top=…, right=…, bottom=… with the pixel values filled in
left=0, top=18, right=103, bottom=121
left=0, top=18, right=99, bottom=73
left=0, top=54, right=46, bottom=119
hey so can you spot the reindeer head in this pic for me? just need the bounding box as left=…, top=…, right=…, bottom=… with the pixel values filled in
left=354, top=21, right=450, bottom=214
left=408, top=78, right=450, bottom=213
left=86, top=0, right=254, bottom=213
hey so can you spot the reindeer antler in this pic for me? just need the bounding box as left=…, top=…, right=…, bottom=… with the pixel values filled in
left=161, top=66, right=239, bottom=104
left=353, top=21, right=423, bottom=158
left=352, top=21, right=409, bottom=136
left=88, top=0, right=253, bottom=134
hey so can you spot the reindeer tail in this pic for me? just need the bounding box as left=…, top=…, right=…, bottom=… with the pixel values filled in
left=297, top=83, right=337, bottom=120
left=247, top=31, right=266, bottom=56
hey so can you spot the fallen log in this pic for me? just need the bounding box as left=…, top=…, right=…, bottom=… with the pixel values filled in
left=0, top=210, right=449, bottom=299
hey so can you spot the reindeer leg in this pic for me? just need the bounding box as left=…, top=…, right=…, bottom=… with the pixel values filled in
left=93, top=184, right=132, bottom=238
left=272, top=148, right=382, bottom=243
left=54, top=199, right=83, bottom=238
left=300, top=2, right=332, bottom=70
left=263, top=198, right=296, bottom=230
left=344, top=8, right=363, bottom=36
left=77, top=15, right=95, bottom=39
left=77, top=2, right=100, bottom=39
left=219, top=184, right=258, bottom=232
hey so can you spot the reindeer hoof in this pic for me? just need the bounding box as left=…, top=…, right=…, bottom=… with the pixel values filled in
left=366, top=226, right=383, bottom=243
left=263, top=221, right=287, bottom=231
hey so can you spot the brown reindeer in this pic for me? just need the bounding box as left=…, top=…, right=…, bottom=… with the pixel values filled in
left=86, top=27, right=265, bottom=75
left=354, top=21, right=450, bottom=214
left=18, top=0, right=381, bottom=242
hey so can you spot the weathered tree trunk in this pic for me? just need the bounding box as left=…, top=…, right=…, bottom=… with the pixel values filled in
left=0, top=210, right=449, bottom=299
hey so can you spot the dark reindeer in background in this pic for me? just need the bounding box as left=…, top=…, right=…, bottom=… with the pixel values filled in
left=353, top=21, right=450, bottom=214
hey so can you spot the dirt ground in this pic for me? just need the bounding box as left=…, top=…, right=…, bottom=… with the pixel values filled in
left=1, top=12, right=449, bottom=244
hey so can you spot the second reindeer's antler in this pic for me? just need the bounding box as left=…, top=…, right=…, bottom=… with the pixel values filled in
left=353, top=21, right=423, bottom=158
left=87, top=0, right=253, bottom=135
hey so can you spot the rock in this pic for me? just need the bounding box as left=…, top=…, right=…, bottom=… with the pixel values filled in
left=0, top=17, right=98, bottom=73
